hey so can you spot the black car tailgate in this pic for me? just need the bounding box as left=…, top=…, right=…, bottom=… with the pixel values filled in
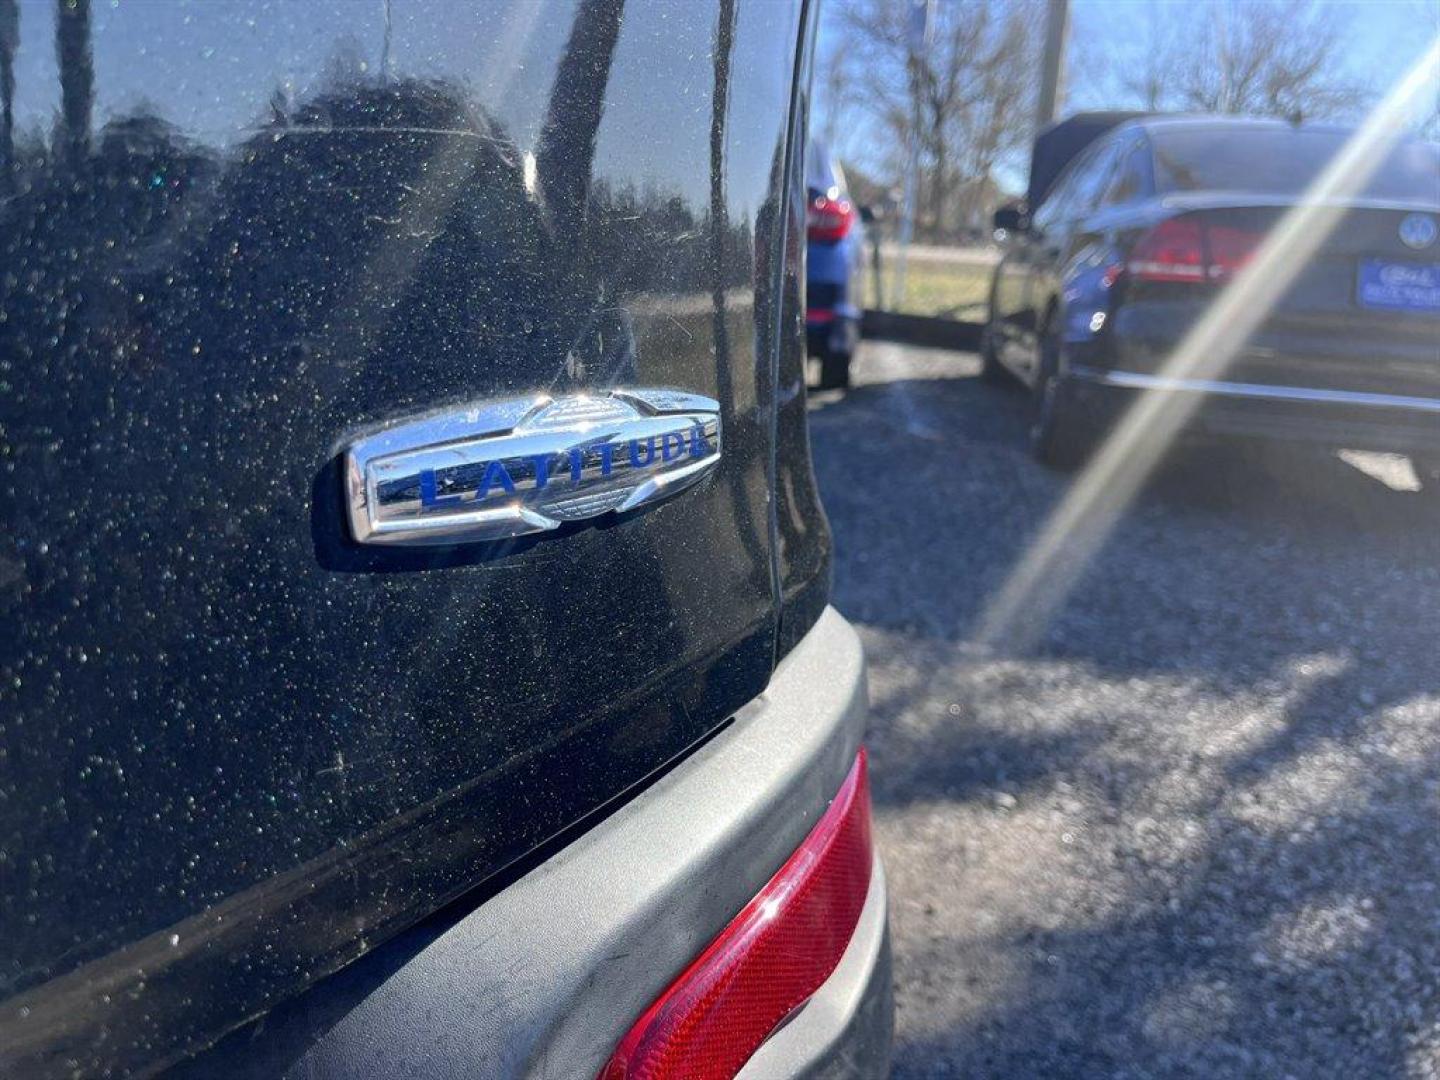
left=0, top=0, right=822, bottom=1073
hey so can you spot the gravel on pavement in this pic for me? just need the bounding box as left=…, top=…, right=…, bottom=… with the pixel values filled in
left=808, top=341, right=1440, bottom=1080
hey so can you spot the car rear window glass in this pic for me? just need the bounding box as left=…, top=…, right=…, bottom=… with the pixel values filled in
left=1033, top=139, right=1108, bottom=229
left=1103, top=140, right=1150, bottom=205
left=1151, top=127, right=1440, bottom=200
left=1067, top=140, right=1121, bottom=216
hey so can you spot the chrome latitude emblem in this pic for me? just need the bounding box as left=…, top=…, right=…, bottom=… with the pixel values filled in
left=343, top=389, right=721, bottom=546
left=1399, top=213, right=1437, bottom=250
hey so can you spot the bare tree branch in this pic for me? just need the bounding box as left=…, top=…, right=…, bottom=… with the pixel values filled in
left=840, top=0, right=1040, bottom=241
left=1131, top=0, right=1365, bottom=121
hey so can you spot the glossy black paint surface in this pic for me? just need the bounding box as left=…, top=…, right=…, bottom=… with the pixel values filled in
left=0, top=0, right=827, bottom=1072
left=774, top=13, right=833, bottom=657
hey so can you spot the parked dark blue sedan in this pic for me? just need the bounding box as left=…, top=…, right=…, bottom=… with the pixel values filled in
left=807, top=140, right=868, bottom=389
left=985, top=115, right=1440, bottom=478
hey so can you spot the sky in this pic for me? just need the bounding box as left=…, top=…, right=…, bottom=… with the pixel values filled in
left=1067, top=0, right=1437, bottom=112
left=815, top=0, right=1440, bottom=195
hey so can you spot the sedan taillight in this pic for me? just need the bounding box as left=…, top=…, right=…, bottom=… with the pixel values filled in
left=1204, top=223, right=1264, bottom=281
left=599, top=749, right=874, bottom=1080
left=1127, top=218, right=1262, bottom=284
left=807, top=192, right=855, bottom=243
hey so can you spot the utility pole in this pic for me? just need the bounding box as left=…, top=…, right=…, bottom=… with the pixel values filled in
left=893, top=0, right=933, bottom=308
left=1036, top=0, right=1069, bottom=129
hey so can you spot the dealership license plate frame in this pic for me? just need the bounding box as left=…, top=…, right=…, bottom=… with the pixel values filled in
left=1356, top=258, right=1440, bottom=315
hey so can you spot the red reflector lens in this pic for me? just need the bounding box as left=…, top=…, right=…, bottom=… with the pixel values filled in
left=599, top=750, right=874, bottom=1080
left=807, top=194, right=855, bottom=243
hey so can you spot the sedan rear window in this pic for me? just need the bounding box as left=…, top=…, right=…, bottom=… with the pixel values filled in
left=1151, top=127, right=1440, bottom=201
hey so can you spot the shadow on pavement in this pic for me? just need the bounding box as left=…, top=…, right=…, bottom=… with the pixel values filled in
left=808, top=343, right=1440, bottom=1079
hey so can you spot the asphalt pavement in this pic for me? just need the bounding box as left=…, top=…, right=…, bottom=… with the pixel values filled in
left=807, top=341, right=1440, bottom=1080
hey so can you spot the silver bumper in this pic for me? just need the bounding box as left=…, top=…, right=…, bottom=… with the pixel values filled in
left=1077, top=367, right=1440, bottom=414
left=179, top=607, right=888, bottom=1079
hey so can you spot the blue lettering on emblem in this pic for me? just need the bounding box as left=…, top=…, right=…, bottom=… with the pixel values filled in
left=419, top=469, right=461, bottom=508
left=346, top=390, right=721, bottom=546
left=476, top=460, right=517, bottom=499
left=629, top=437, right=656, bottom=468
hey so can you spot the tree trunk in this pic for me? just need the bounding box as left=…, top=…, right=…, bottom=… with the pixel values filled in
left=0, top=0, right=17, bottom=193
left=56, top=0, right=93, bottom=169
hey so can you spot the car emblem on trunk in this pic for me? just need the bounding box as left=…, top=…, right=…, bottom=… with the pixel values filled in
left=342, top=389, right=721, bottom=546
left=1399, top=213, right=1437, bottom=250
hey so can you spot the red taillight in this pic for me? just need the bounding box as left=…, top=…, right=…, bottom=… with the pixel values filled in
left=1204, top=224, right=1262, bottom=281
left=807, top=193, right=855, bottom=243
left=1127, top=218, right=1261, bottom=284
left=599, top=750, right=875, bottom=1080
left=1127, top=218, right=1207, bottom=282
